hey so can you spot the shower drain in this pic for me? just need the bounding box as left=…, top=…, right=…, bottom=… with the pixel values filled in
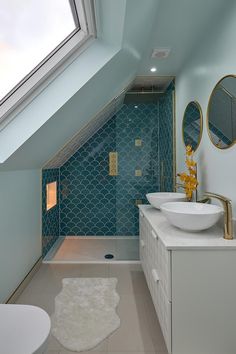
left=104, top=254, right=114, bottom=259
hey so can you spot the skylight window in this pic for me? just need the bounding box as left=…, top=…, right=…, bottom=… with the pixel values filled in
left=0, top=0, right=95, bottom=122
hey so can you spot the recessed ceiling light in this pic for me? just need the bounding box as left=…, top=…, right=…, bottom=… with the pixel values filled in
left=150, top=67, right=157, bottom=72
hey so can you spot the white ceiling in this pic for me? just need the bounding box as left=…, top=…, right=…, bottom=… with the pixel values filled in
left=138, top=0, right=228, bottom=76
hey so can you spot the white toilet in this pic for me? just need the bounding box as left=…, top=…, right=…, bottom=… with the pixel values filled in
left=0, top=304, right=51, bottom=354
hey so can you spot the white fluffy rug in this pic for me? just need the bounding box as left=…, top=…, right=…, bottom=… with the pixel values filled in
left=51, top=278, right=120, bottom=352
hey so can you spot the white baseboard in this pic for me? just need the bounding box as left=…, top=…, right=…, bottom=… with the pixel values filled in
left=6, top=257, right=42, bottom=304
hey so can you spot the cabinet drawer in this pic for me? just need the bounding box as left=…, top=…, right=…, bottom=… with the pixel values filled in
left=147, top=227, right=158, bottom=270
left=157, top=282, right=171, bottom=353
left=158, top=239, right=171, bottom=300
left=139, top=210, right=172, bottom=353
left=140, top=213, right=158, bottom=265
left=148, top=266, right=171, bottom=353
left=148, top=229, right=171, bottom=300
left=139, top=212, right=147, bottom=265
left=140, top=211, right=171, bottom=300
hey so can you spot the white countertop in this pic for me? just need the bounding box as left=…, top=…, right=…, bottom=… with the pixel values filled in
left=139, top=205, right=236, bottom=250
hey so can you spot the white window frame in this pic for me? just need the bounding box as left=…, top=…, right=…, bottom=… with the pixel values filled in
left=0, top=0, right=96, bottom=127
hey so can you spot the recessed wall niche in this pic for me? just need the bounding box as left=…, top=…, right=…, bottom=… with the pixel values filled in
left=46, top=181, right=57, bottom=211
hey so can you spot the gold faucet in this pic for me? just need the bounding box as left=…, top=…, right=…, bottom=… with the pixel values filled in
left=204, top=192, right=233, bottom=240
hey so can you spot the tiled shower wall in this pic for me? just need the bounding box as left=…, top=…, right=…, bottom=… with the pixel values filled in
left=60, top=103, right=159, bottom=236
left=60, top=117, right=117, bottom=236
left=42, top=84, right=174, bottom=255
left=115, top=103, right=159, bottom=235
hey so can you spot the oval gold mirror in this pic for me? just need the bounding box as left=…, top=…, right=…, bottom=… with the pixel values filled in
left=182, top=101, right=203, bottom=151
left=207, top=75, right=236, bottom=149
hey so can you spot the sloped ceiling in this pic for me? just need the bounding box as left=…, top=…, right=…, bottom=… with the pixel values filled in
left=44, top=75, right=173, bottom=168
left=44, top=87, right=127, bottom=168
left=0, top=0, right=228, bottom=171
left=0, top=0, right=160, bottom=170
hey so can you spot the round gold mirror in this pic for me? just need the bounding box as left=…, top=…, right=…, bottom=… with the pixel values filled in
left=182, top=101, right=203, bottom=151
left=207, top=75, right=236, bottom=149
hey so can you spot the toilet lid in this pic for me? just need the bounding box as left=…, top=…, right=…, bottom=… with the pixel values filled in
left=0, top=304, right=51, bottom=354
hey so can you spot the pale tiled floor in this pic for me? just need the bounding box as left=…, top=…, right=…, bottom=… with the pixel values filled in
left=16, top=263, right=168, bottom=354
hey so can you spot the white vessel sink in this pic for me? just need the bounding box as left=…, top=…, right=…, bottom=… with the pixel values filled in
left=160, top=202, right=223, bottom=231
left=146, top=192, right=186, bottom=209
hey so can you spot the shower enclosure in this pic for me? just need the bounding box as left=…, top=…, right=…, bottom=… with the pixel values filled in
left=42, top=78, right=175, bottom=262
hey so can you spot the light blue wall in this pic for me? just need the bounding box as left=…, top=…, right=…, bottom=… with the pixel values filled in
left=176, top=1, right=236, bottom=216
left=0, top=169, right=41, bottom=303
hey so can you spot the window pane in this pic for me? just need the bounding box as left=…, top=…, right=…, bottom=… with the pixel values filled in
left=0, top=0, right=77, bottom=101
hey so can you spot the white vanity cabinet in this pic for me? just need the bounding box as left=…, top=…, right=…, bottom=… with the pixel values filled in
left=139, top=205, right=236, bottom=354
left=139, top=210, right=172, bottom=351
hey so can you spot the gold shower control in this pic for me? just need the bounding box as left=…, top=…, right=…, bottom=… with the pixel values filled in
left=135, top=199, right=143, bottom=206
left=135, top=169, right=142, bottom=177
left=109, top=152, right=118, bottom=176
left=135, top=139, right=142, bottom=147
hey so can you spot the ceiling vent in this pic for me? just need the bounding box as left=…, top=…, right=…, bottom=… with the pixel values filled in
left=151, top=48, right=171, bottom=59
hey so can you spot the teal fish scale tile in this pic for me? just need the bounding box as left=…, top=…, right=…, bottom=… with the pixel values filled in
left=59, top=103, right=163, bottom=236
left=42, top=88, right=174, bottom=253
left=115, top=103, right=159, bottom=235
left=60, top=117, right=116, bottom=236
